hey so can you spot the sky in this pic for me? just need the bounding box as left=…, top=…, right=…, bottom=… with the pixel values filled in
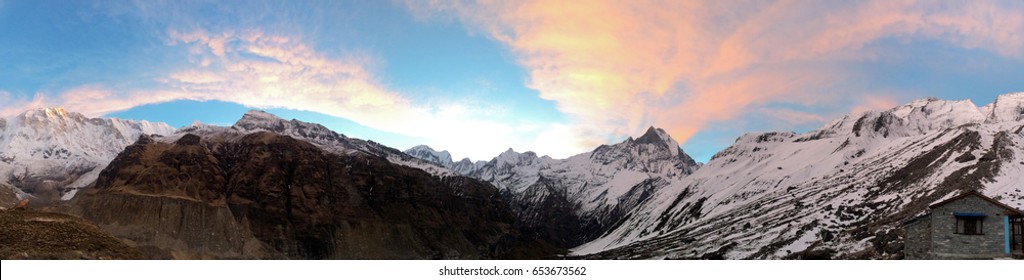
left=1, top=0, right=1023, bottom=163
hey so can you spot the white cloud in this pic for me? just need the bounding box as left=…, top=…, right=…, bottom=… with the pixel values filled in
left=0, top=28, right=577, bottom=160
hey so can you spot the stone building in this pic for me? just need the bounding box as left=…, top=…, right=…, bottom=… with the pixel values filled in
left=904, top=191, right=1024, bottom=259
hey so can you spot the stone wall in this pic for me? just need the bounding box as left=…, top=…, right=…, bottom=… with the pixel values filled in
left=904, top=215, right=932, bottom=260
left=928, top=195, right=1010, bottom=259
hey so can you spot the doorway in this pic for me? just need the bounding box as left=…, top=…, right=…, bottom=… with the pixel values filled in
left=1011, top=216, right=1023, bottom=254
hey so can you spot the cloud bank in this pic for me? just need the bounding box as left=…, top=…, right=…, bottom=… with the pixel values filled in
left=4, top=26, right=578, bottom=160
left=3, top=1, right=1022, bottom=161
left=406, top=0, right=1024, bottom=146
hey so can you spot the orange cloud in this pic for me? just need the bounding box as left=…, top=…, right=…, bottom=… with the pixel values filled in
left=408, top=0, right=1024, bottom=147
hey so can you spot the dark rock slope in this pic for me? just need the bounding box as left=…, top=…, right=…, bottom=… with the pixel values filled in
left=70, top=132, right=557, bottom=259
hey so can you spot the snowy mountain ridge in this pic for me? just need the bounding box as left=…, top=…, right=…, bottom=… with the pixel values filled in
left=1, top=93, right=1019, bottom=259
left=405, top=126, right=702, bottom=247
left=0, top=107, right=175, bottom=200
left=182, top=110, right=461, bottom=177
left=575, top=92, right=1024, bottom=259
left=404, top=145, right=488, bottom=175
left=472, top=126, right=699, bottom=211
left=405, top=145, right=454, bottom=166
left=0, top=108, right=459, bottom=202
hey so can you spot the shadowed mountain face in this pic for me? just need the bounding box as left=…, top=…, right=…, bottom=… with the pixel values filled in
left=71, top=132, right=557, bottom=259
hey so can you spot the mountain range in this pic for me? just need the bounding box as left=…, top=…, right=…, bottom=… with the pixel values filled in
left=0, top=108, right=173, bottom=202
left=575, top=93, right=1024, bottom=259
left=405, top=127, right=700, bottom=248
left=0, top=92, right=1021, bottom=259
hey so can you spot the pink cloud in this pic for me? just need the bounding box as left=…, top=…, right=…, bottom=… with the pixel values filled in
left=55, top=85, right=202, bottom=116
left=759, top=108, right=830, bottom=129
left=849, top=95, right=901, bottom=115
left=0, top=92, right=48, bottom=117
left=407, top=0, right=1024, bottom=148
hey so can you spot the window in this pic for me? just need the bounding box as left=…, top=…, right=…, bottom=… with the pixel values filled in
left=955, top=216, right=984, bottom=235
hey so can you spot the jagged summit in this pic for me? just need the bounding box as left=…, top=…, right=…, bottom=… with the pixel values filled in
left=403, top=145, right=488, bottom=175
left=465, top=124, right=700, bottom=247
left=984, top=92, right=1024, bottom=123
left=632, top=126, right=682, bottom=157
left=24, top=107, right=72, bottom=117
left=403, top=145, right=454, bottom=166
left=635, top=126, right=664, bottom=142
left=17, top=107, right=88, bottom=125
left=219, top=109, right=460, bottom=178
left=232, top=110, right=286, bottom=130
left=230, top=110, right=349, bottom=145
left=792, top=93, right=1023, bottom=142
left=240, top=109, right=281, bottom=121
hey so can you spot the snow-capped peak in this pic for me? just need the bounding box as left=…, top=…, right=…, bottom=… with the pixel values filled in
left=18, top=107, right=87, bottom=125
left=888, top=97, right=981, bottom=120
left=403, top=145, right=489, bottom=175
left=176, top=120, right=227, bottom=135
left=46, top=107, right=69, bottom=117
left=22, top=107, right=72, bottom=118
left=404, top=145, right=454, bottom=166
left=241, top=109, right=281, bottom=121
left=810, top=93, right=1024, bottom=140
left=634, top=126, right=682, bottom=157
left=493, top=148, right=542, bottom=164
left=500, top=147, right=518, bottom=157
left=983, top=92, right=1024, bottom=123
left=232, top=110, right=284, bottom=131
left=588, top=126, right=698, bottom=176
left=230, top=110, right=348, bottom=145
left=1, top=108, right=175, bottom=200
left=219, top=110, right=460, bottom=178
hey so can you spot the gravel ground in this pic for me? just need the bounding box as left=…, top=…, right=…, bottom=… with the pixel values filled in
left=0, top=210, right=144, bottom=259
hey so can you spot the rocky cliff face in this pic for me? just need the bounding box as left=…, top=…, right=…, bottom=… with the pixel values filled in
left=71, top=132, right=555, bottom=259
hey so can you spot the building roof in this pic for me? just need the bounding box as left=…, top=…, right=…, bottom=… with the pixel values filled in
left=929, top=190, right=1024, bottom=217
left=902, top=213, right=931, bottom=226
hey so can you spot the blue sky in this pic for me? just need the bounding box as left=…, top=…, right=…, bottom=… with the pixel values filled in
left=1, top=1, right=1022, bottom=162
